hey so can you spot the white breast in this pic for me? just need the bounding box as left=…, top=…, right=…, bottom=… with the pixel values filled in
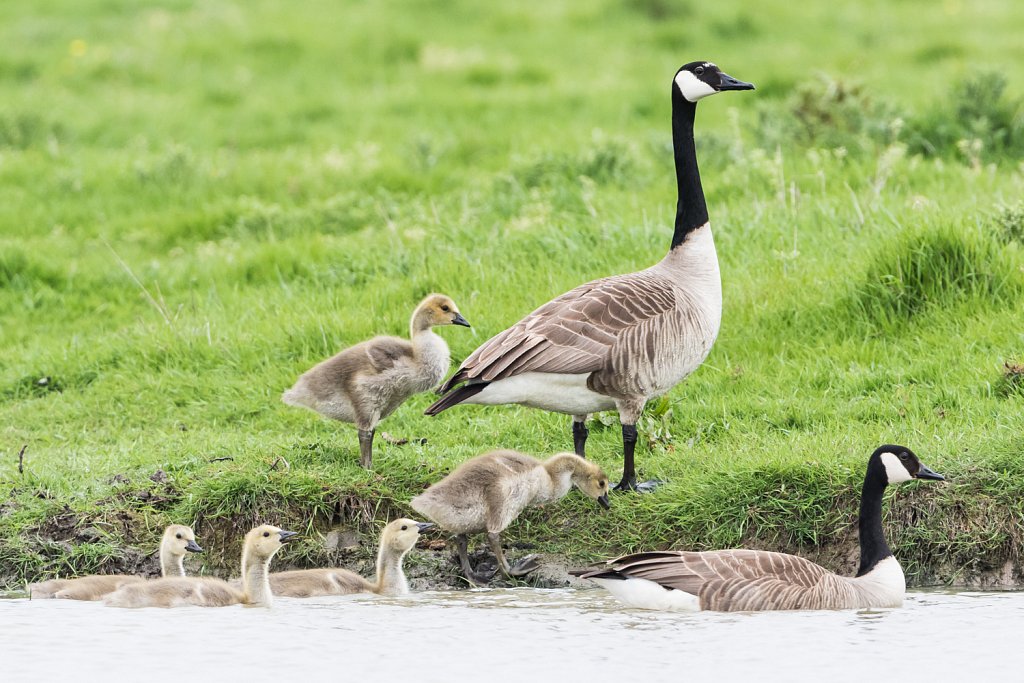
left=464, top=372, right=617, bottom=415
left=849, top=556, right=906, bottom=608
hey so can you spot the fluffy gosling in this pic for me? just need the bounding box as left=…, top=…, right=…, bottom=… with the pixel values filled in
left=103, top=525, right=295, bottom=608
left=29, top=524, right=202, bottom=601
left=283, top=294, right=470, bottom=469
left=411, top=450, right=610, bottom=586
left=270, top=518, right=433, bottom=598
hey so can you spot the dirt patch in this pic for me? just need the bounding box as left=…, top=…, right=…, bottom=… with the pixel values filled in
left=6, top=478, right=1024, bottom=592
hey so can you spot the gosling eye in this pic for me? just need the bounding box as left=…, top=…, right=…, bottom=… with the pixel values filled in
left=694, top=65, right=705, bottom=76
left=263, top=531, right=270, bottom=537
left=401, top=525, right=408, bottom=531
left=176, top=533, right=182, bottom=539
left=440, top=305, right=450, bottom=312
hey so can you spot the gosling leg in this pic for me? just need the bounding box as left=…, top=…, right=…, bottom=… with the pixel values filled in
left=454, top=535, right=492, bottom=587
left=357, top=428, right=375, bottom=469
left=487, top=532, right=540, bottom=579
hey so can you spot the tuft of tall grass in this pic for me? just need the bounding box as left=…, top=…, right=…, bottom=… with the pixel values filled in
left=761, top=75, right=902, bottom=152
left=905, top=71, right=1024, bottom=160
left=844, top=223, right=1022, bottom=330
left=996, top=361, right=1024, bottom=398
left=992, top=202, right=1024, bottom=245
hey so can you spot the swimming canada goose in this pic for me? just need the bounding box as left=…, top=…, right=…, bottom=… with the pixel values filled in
left=574, top=445, right=944, bottom=611
left=411, top=450, right=611, bottom=585
left=268, top=518, right=433, bottom=598
left=103, top=525, right=296, bottom=608
left=284, top=293, right=470, bottom=469
left=28, top=524, right=202, bottom=600
left=426, top=62, right=754, bottom=492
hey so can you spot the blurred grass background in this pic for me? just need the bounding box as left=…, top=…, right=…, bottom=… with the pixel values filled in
left=1, top=0, right=1023, bottom=587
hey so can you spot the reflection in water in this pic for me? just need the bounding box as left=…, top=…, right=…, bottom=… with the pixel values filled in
left=2, top=588, right=1020, bottom=682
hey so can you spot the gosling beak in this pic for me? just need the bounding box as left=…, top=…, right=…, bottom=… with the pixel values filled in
left=597, top=494, right=611, bottom=510
left=716, top=71, right=755, bottom=92
left=416, top=522, right=435, bottom=533
left=914, top=464, right=945, bottom=481
left=278, top=530, right=299, bottom=542
left=185, top=540, right=203, bottom=553
left=451, top=313, right=471, bottom=328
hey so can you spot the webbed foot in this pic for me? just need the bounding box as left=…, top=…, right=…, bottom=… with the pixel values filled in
left=613, top=478, right=662, bottom=493
left=463, top=569, right=496, bottom=587
left=508, top=554, right=542, bottom=577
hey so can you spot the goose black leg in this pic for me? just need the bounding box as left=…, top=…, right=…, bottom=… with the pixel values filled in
left=572, top=416, right=589, bottom=458
left=357, top=428, right=375, bottom=469
left=613, top=424, right=639, bottom=491
left=613, top=424, right=663, bottom=493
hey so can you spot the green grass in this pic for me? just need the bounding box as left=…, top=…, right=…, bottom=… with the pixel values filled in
left=2, top=0, right=1024, bottom=588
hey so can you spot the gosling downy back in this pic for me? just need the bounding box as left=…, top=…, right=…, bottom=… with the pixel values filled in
left=411, top=450, right=610, bottom=536
left=269, top=518, right=432, bottom=598
left=29, top=524, right=202, bottom=601
left=104, top=525, right=295, bottom=608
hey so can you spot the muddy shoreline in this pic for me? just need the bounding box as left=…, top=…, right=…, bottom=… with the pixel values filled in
left=5, top=509, right=1023, bottom=593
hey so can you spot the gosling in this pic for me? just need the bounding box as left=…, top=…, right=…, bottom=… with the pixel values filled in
left=103, top=525, right=296, bottom=608
left=29, top=524, right=202, bottom=600
left=283, top=293, right=470, bottom=469
left=269, top=518, right=433, bottom=598
left=411, top=450, right=611, bottom=586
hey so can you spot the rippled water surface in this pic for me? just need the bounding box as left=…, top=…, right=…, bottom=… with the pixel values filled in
left=2, top=588, right=1018, bottom=681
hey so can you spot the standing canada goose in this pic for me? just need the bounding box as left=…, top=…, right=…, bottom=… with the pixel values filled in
left=284, top=293, right=470, bottom=469
left=268, top=518, right=433, bottom=598
left=411, top=450, right=611, bottom=586
left=28, top=524, right=203, bottom=600
left=103, top=525, right=296, bottom=608
left=426, top=62, right=754, bottom=492
left=574, top=445, right=945, bottom=611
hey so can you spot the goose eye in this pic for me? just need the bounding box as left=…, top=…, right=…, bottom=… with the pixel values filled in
left=176, top=533, right=182, bottom=539
left=694, top=66, right=705, bottom=76
left=899, top=452, right=909, bottom=461
left=401, top=525, right=408, bottom=531
left=263, top=531, right=270, bottom=537
left=440, top=305, right=450, bottom=312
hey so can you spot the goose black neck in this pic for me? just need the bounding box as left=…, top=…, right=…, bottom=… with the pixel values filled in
left=856, top=467, right=893, bottom=577
left=670, top=89, right=708, bottom=250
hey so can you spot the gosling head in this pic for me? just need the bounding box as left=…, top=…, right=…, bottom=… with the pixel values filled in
left=243, top=524, right=299, bottom=560
left=673, top=61, right=754, bottom=103
left=415, top=294, right=470, bottom=329
left=571, top=459, right=612, bottom=511
left=380, top=518, right=434, bottom=555
left=162, top=524, right=203, bottom=556
left=871, top=445, right=945, bottom=485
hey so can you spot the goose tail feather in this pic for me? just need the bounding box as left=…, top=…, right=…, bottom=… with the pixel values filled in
left=425, top=383, right=488, bottom=416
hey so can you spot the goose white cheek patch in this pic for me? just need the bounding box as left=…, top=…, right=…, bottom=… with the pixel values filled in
left=675, top=70, right=717, bottom=102
left=880, top=452, right=913, bottom=483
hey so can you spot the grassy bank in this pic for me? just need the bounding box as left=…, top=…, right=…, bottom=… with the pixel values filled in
left=2, top=0, right=1024, bottom=590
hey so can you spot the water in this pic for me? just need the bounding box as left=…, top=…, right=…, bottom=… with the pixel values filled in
left=2, top=588, right=1019, bottom=682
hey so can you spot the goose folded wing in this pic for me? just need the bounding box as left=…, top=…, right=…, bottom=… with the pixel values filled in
left=442, top=274, right=678, bottom=389
left=363, top=338, right=414, bottom=374
left=697, top=575, right=825, bottom=612
left=606, top=549, right=831, bottom=594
